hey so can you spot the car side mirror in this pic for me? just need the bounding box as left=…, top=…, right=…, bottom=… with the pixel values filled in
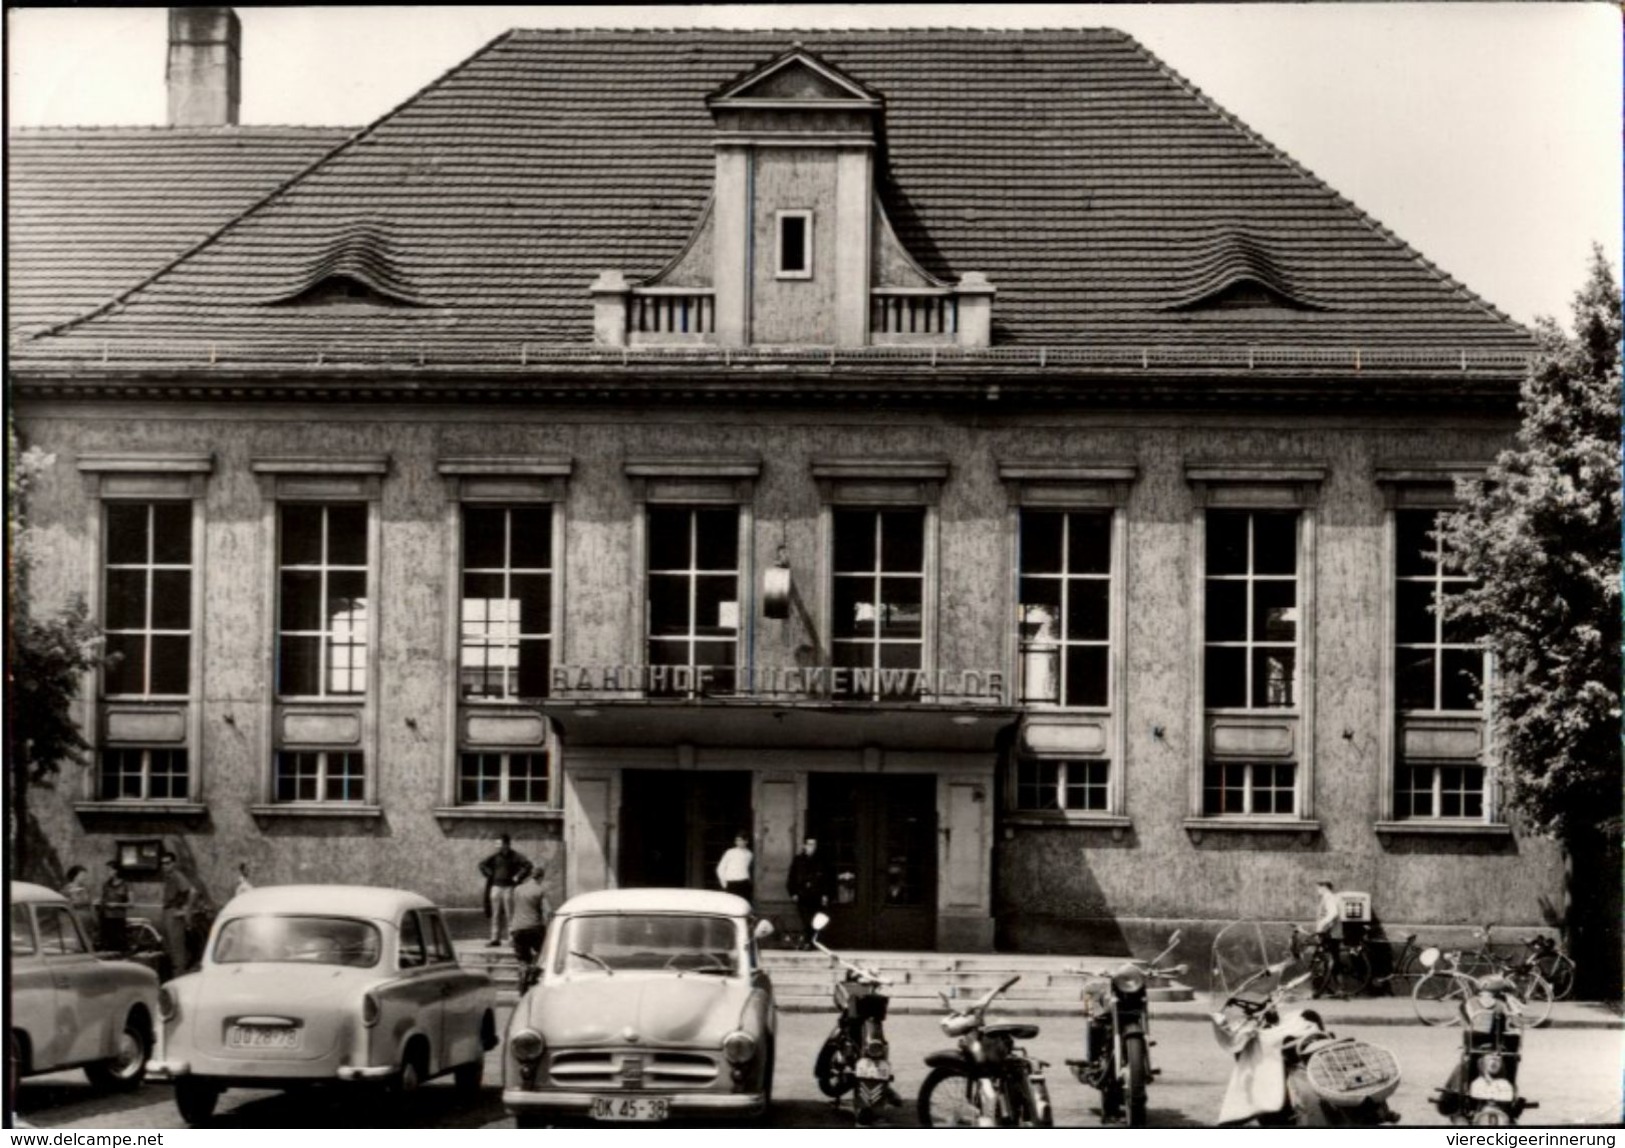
left=1420, top=947, right=1440, bottom=970
left=811, top=912, right=830, bottom=934
left=753, top=918, right=775, bottom=940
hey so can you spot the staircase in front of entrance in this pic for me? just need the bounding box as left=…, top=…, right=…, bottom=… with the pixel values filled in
left=456, top=943, right=1195, bottom=1013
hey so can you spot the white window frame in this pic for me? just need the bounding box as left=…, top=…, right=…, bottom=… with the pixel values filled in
left=458, top=503, right=557, bottom=703
left=644, top=504, right=745, bottom=698
left=456, top=748, right=557, bottom=807
left=275, top=502, right=371, bottom=700
left=775, top=210, right=813, bottom=280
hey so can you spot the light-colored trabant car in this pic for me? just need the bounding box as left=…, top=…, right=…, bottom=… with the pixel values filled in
left=9, top=881, right=161, bottom=1094
left=503, top=889, right=776, bottom=1125
left=147, top=885, right=497, bottom=1124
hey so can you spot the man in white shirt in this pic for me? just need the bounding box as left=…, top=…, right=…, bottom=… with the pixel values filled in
left=716, top=832, right=755, bottom=906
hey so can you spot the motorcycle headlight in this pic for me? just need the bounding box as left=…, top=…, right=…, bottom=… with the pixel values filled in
left=510, top=1029, right=546, bottom=1063
left=1112, top=966, right=1146, bottom=996
left=865, top=1035, right=888, bottom=1059
left=1478, top=1053, right=1505, bottom=1079
left=722, top=1031, right=757, bottom=1065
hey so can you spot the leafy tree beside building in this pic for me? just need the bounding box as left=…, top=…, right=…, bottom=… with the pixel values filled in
left=1441, top=247, right=1623, bottom=995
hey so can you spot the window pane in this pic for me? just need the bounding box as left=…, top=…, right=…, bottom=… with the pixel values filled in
left=280, top=570, right=323, bottom=631
left=780, top=215, right=807, bottom=272
left=1064, top=646, right=1108, bottom=707
left=150, top=570, right=192, bottom=629
left=648, top=508, right=691, bottom=571
left=1207, top=512, right=1248, bottom=575
left=1066, top=580, right=1109, bottom=642
left=104, top=634, right=146, bottom=695
left=648, top=638, right=691, bottom=669
left=880, top=510, right=925, bottom=572
left=150, top=636, right=190, bottom=694
left=509, top=507, right=552, bottom=569
left=833, top=577, right=875, bottom=638
left=1396, top=511, right=1439, bottom=577
left=1067, top=514, right=1111, bottom=575
left=693, top=509, right=738, bottom=570
left=1252, top=581, right=1297, bottom=642
left=463, top=508, right=507, bottom=570
left=1253, top=513, right=1297, bottom=575
left=1205, top=579, right=1247, bottom=642
left=1017, top=760, right=1059, bottom=810
left=694, top=575, right=738, bottom=632
left=326, top=506, right=368, bottom=566
left=1252, top=649, right=1295, bottom=708
left=516, top=637, right=550, bottom=698
left=833, top=511, right=876, bottom=573
left=1439, top=584, right=1476, bottom=645
left=1440, top=648, right=1483, bottom=710
left=281, top=505, right=324, bottom=566
left=878, top=577, right=922, bottom=638
left=1205, top=646, right=1247, bottom=707
left=1396, top=581, right=1437, bottom=645
left=511, top=573, right=552, bottom=637
left=151, top=503, right=192, bottom=564
left=278, top=636, right=321, bottom=695
left=1021, top=512, right=1063, bottom=575
left=1019, top=578, right=1062, bottom=624
left=1397, top=650, right=1436, bottom=710
left=105, top=569, right=148, bottom=629
left=648, top=574, right=691, bottom=635
left=878, top=642, right=921, bottom=672
left=105, top=504, right=149, bottom=564
left=328, top=570, right=367, bottom=622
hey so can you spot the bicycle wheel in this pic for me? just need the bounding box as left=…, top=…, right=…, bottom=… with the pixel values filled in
left=1309, top=950, right=1336, bottom=998
left=918, top=1066, right=982, bottom=1128
left=1510, top=971, right=1554, bottom=1028
left=1536, top=953, right=1576, bottom=1001
left=1412, top=970, right=1466, bottom=1026
left=1329, top=948, right=1372, bottom=999
left=1386, top=944, right=1429, bottom=998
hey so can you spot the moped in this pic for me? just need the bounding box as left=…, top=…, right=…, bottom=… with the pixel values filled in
left=1422, top=947, right=1540, bottom=1126
left=1210, top=920, right=1402, bottom=1127
left=917, top=975, right=1052, bottom=1127
left=809, top=912, right=899, bottom=1125
left=1066, top=929, right=1186, bottom=1126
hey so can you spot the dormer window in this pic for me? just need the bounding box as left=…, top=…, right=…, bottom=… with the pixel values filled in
left=776, top=211, right=812, bottom=279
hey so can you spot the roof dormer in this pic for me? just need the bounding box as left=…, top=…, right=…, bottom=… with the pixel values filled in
left=590, top=44, right=994, bottom=351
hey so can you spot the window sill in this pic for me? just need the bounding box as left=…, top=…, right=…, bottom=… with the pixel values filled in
left=74, top=801, right=208, bottom=818
left=1183, top=817, right=1321, bottom=843
left=432, top=806, right=563, bottom=822
left=1375, top=820, right=1512, bottom=840
left=1004, top=813, right=1132, bottom=840
left=248, top=803, right=383, bottom=819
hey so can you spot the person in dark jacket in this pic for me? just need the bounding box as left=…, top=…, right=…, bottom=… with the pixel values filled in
left=786, top=836, right=831, bottom=950
left=479, top=834, right=533, bottom=947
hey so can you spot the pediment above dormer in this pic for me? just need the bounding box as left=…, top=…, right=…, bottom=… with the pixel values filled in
left=710, top=46, right=882, bottom=108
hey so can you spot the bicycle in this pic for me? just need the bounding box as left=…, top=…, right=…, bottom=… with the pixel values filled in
left=1290, top=925, right=1371, bottom=999
left=1525, top=934, right=1576, bottom=1001
left=1369, top=932, right=1432, bottom=998
left=1459, top=924, right=1564, bottom=1013
left=1412, top=947, right=1553, bottom=1028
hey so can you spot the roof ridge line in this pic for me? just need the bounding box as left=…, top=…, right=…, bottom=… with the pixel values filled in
left=28, top=30, right=521, bottom=342
left=8, top=124, right=357, bottom=134
left=506, top=25, right=1121, bottom=35
left=1116, top=31, right=1528, bottom=337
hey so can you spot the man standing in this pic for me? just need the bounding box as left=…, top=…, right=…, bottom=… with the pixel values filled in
left=479, top=834, right=533, bottom=947
left=159, top=851, right=196, bottom=976
left=99, top=859, right=130, bottom=953
left=510, top=867, right=553, bottom=972
left=715, top=832, right=755, bottom=905
left=786, top=836, right=830, bottom=950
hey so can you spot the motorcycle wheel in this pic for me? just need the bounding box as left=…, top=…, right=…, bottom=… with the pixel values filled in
left=814, top=1039, right=854, bottom=1098
left=1010, top=1073, right=1054, bottom=1128
left=918, top=1066, right=982, bottom=1128
left=1124, top=1034, right=1150, bottom=1128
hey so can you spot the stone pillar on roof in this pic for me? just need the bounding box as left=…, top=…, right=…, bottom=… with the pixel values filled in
left=167, top=8, right=242, bottom=127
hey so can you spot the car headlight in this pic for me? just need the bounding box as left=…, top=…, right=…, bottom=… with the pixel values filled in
left=1477, top=1053, right=1505, bottom=1079
left=1112, top=966, right=1146, bottom=996
left=510, top=1029, right=546, bottom=1064
left=722, top=1031, right=757, bottom=1065
left=158, top=986, right=177, bottom=1022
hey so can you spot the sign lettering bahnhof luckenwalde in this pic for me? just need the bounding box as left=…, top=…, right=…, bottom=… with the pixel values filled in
left=550, top=664, right=1008, bottom=701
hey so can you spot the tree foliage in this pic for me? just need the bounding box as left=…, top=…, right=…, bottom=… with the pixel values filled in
left=1440, top=247, right=1623, bottom=843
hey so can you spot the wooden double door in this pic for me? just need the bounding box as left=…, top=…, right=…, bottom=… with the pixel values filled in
left=809, top=773, right=937, bottom=950
left=618, top=770, right=753, bottom=893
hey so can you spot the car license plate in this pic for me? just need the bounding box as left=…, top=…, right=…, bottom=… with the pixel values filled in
left=227, top=1025, right=302, bottom=1050
left=590, top=1097, right=669, bottom=1122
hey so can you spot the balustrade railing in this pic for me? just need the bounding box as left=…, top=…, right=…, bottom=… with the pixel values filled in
left=630, top=289, right=715, bottom=339
left=872, top=290, right=958, bottom=338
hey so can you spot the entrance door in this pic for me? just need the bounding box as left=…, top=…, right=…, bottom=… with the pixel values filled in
left=809, top=774, right=937, bottom=950
left=618, top=771, right=753, bottom=892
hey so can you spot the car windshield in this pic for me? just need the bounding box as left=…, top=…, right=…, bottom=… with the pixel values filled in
left=555, top=913, right=740, bottom=975
left=212, top=914, right=382, bottom=968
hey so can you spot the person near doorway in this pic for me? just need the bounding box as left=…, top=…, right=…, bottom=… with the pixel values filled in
left=98, top=859, right=130, bottom=953
left=480, top=834, right=534, bottom=947
left=159, top=851, right=197, bottom=976
left=787, top=836, right=831, bottom=950
left=716, top=832, right=755, bottom=905
left=510, top=867, right=553, bottom=974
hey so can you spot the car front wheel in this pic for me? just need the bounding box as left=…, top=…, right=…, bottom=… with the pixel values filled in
left=84, top=1018, right=150, bottom=1091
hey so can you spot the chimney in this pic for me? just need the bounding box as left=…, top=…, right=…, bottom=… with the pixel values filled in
left=167, top=8, right=241, bottom=126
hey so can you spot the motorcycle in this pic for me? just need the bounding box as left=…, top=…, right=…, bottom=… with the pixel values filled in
left=1066, top=930, right=1187, bottom=1126
left=917, top=975, right=1053, bottom=1127
left=1209, top=920, right=1402, bottom=1127
left=1421, top=948, right=1540, bottom=1126
left=809, top=912, right=899, bottom=1125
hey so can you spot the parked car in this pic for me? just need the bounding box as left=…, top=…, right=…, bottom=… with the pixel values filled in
left=502, top=888, right=776, bottom=1126
left=146, top=885, right=497, bottom=1125
left=9, top=881, right=160, bottom=1095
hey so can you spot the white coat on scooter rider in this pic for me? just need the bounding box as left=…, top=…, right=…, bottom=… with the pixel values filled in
left=1211, top=1002, right=1326, bottom=1125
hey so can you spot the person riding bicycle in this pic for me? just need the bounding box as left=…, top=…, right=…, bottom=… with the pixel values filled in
left=1311, top=880, right=1343, bottom=996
